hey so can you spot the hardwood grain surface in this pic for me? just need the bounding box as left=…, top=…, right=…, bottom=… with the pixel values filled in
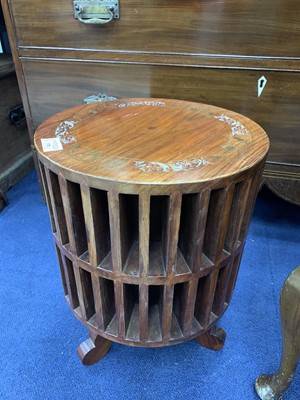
left=34, top=98, right=269, bottom=186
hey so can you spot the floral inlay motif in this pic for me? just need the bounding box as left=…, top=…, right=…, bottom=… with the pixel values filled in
left=135, top=157, right=209, bottom=172
left=118, top=101, right=166, bottom=108
left=55, top=120, right=77, bottom=144
left=214, top=114, right=249, bottom=136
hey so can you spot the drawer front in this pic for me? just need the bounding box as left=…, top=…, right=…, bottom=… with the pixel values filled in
left=23, top=59, right=300, bottom=166
left=10, top=0, right=300, bottom=57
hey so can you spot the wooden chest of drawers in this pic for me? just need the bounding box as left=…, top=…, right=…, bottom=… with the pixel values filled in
left=2, top=0, right=300, bottom=204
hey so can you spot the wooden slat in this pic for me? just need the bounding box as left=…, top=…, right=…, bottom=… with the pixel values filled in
left=58, top=175, right=77, bottom=253
left=39, top=162, right=56, bottom=232
left=61, top=256, right=79, bottom=311
left=226, top=250, right=244, bottom=304
left=194, top=270, right=219, bottom=327
left=139, top=284, right=149, bottom=342
left=55, top=245, right=68, bottom=296
left=73, top=265, right=87, bottom=321
left=180, top=280, right=199, bottom=336
left=225, top=179, right=252, bottom=252
left=107, top=191, right=122, bottom=274
left=212, top=260, right=234, bottom=317
left=191, top=190, right=211, bottom=272
left=163, top=193, right=182, bottom=277
left=44, top=167, right=68, bottom=244
left=139, top=194, right=150, bottom=278
left=114, top=281, right=125, bottom=339
left=91, top=273, right=104, bottom=330
left=161, top=284, right=174, bottom=342
left=239, top=167, right=265, bottom=242
left=80, top=184, right=97, bottom=267
left=203, top=185, right=235, bottom=264
left=214, top=184, right=235, bottom=263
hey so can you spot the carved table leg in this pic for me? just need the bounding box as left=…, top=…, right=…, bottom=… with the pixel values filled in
left=255, top=266, right=300, bottom=400
left=195, top=325, right=226, bottom=351
left=77, top=332, right=112, bottom=366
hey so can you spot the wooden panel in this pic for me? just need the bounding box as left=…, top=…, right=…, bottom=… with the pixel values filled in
left=0, top=60, right=32, bottom=191
left=23, top=59, right=300, bottom=166
left=9, top=0, right=300, bottom=57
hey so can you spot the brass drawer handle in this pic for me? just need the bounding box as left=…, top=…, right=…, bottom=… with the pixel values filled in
left=74, top=1, right=119, bottom=25
left=77, top=6, right=113, bottom=24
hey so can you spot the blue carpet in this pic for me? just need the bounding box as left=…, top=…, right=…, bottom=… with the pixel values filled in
left=0, top=171, right=299, bottom=400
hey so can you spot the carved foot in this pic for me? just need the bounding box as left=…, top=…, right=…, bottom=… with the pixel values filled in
left=255, top=266, right=300, bottom=399
left=255, top=374, right=287, bottom=400
left=195, top=325, right=226, bottom=351
left=77, top=332, right=112, bottom=365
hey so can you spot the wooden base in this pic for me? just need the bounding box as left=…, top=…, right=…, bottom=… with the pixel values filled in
left=255, top=266, right=300, bottom=399
left=195, top=325, right=226, bottom=351
left=77, top=332, right=112, bottom=366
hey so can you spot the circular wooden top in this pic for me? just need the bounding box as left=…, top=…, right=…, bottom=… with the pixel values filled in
left=34, top=98, right=269, bottom=185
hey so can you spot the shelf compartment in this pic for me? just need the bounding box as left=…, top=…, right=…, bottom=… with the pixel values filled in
left=81, top=186, right=111, bottom=267
left=148, top=242, right=165, bottom=277
left=202, top=187, right=234, bottom=264
left=224, top=180, right=252, bottom=253
left=225, top=250, right=243, bottom=305
left=119, top=194, right=139, bottom=271
left=124, top=283, right=139, bottom=340
left=178, top=191, right=210, bottom=273
left=99, top=277, right=116, bottom=331
left=212, top=260, right=234, bottom=317
left=78, top=268, right=95, bottom=322
left=63, top=256, right=79, bottom=311
left=62, top=179, right=88, bottom=257
left=147, top=285, right=164, bottom=342
left=123, top=241, right=139, bottom=276
left=194, top=271, right=219, bottom=328
left=55, top=245, right=68, bottom=296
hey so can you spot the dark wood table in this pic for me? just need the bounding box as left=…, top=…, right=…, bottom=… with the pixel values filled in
left=34, top=98, right=269, bottom=365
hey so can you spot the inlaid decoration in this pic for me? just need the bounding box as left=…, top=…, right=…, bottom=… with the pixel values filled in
left=55, top=120, right=78, bottom=144
left=135, top=157, right=210, bottom=172
left=118, top=101, right=166, bottom=108
left=214, top=114, right=249, bottom=136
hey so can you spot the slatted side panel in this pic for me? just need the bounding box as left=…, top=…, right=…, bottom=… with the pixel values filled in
left=46, top=176, right=259, bottom=344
